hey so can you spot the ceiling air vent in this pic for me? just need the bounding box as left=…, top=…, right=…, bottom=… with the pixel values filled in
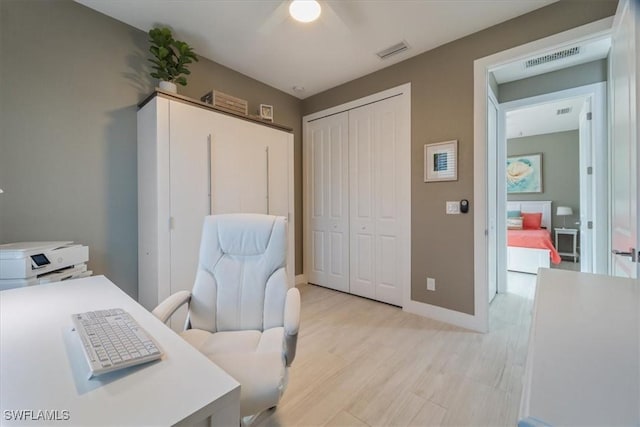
left=525, top=46, right=580, bottom=68
left=376, top=41, right=409, bottom=60
left=557, top=107, right=572, bottom=115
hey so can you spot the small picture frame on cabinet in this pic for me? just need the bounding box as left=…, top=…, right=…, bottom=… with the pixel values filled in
left=259, top=104, right=274, bottom=122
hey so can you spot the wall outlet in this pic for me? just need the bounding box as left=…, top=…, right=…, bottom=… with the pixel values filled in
left=427, top=277, right=436, bottom=291
left=446, top=201, right=460, bottom=214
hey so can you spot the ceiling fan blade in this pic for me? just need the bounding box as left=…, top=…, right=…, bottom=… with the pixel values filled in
left=323, top=1, right=359, bottom=32
left=257, top=1, right=290, bottom=35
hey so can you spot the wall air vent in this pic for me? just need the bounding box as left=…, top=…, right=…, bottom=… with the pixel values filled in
left=525, top=46, right=580, bottom=68
left=376, top=41, right=409, bottom=60
left=557, top=107, right=572, bottom=115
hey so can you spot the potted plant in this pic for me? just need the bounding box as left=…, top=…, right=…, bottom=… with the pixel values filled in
left=148, top=27, right=199, bottom=93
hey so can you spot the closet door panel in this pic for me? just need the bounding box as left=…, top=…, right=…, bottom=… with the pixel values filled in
left=326, top=121, right=349, bottom=291
left=305, top=112, right=349, bottom=292
left=168, top=101, right=214, bottom=331
left=352, top=234, right=374, bottom=298
left=349, top=106, right=376, bottom=299
left=349, top=96, right=403, bottom=306
left=308, top=126, right=328, bottom=285
left=373, top=98, right=402, bottom=306
left=330, top=232, right=345, bottom=276
left=312, top=231, right=325, bottom=273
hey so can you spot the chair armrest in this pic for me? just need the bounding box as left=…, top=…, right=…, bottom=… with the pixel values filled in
left=152, top=291, right=191, bottom=324
left=283, top=287, right=300, bottom=366
left=284, top=287, right=300, bottom=335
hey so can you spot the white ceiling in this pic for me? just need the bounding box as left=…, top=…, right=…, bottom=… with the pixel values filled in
left=506, top=96, right=588, bottom=140
left=76, top=0, right=557, bottom=99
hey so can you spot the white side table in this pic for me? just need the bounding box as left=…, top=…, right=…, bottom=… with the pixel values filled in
left=555, top=228, right=579, bottom=262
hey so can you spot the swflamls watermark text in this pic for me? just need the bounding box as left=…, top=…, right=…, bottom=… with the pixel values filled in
left=3, top=409, right=70, bottom=421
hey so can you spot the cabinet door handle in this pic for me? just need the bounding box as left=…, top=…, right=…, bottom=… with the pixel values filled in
left=265, top=146, right=270, bottom=214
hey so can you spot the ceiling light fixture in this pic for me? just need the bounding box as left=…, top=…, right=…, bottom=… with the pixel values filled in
left=289, top=0, right=321, bottom=23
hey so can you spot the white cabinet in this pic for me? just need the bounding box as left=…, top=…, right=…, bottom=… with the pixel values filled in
left=304, top=89, right=410, bottom=306
left=520, top=269, right=639, bottom=425
left=138, top=93, right=294, bottom=331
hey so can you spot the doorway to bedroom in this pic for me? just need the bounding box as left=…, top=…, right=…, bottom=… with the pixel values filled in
left=504, top=96, right=588, bottom=298
left=486, top=37, right=610, bottom=304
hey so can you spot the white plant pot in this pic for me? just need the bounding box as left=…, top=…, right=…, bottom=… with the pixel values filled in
left=159, top=81, right=177, bottom=93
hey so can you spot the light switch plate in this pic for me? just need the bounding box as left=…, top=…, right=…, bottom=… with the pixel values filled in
left=446, top=201, right=460, bottom=214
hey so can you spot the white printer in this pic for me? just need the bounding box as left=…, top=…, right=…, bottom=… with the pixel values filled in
left=0, top=242, right=91, bottom=290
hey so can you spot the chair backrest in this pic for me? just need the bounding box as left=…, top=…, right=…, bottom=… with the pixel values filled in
left=188, top=214, right=288, bottom=333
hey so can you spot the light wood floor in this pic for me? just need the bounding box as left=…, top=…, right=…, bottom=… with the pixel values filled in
left=255, top=283, right=533, bottom=427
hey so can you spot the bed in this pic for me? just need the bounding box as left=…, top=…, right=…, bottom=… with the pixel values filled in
left=507, top=201, right=561, bottom=274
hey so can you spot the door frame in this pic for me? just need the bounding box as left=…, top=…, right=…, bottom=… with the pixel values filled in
left=495, top=82, right=608, bottom=292
left=487, top=89, right=500, bottom=302
left=472, top=18, right=614, bottom=332
left=302, top=83, right=411, bottom=306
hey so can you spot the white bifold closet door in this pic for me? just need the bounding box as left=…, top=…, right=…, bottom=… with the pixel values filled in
left=305, top=112, right=350, bottom=292
left=305, top=94, right=405, bottom=306
left=349, top=96, right=403, bottom=306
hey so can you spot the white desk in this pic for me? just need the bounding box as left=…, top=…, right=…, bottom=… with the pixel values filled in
left=520, top=269, right=639, bottom=426
left=0, top=276, right=240, bottom=426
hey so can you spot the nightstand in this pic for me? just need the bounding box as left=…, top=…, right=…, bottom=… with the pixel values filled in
left=555, top=228, right=579, bottom=262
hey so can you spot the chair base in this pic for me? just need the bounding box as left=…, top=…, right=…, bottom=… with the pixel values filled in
left=241, top=407, right=277, bottom=427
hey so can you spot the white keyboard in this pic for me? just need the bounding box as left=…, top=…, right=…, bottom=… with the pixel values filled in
left=71, top=308, right=162, bottom=378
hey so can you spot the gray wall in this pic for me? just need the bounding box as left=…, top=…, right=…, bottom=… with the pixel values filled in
left=507, top=131, right=580, bottom=235
left=302, top=1, right=616, bottom=315
left=498, top=59, right=608, bottom=103
left=0, top=0, right=302, bottom=299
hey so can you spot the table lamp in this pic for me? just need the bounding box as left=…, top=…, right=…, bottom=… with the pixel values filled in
left=556, top=206, right=573, bottom=228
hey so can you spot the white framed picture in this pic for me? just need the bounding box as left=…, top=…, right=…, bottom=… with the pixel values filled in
left=424, top=140, right=458, bottom=182
left=259, top=104, right=273, bottom=121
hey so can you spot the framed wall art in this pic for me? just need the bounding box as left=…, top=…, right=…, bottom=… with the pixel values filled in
left=424, top=140, right=458, bottom=182
left=507, top=153, right=543, bottom=193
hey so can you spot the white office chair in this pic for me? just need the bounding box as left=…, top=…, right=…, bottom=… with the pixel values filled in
left=152, top=213, right=300, bottom=421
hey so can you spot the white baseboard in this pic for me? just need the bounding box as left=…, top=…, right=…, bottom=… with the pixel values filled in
left=403, top=300, right=485, bottom=332
left=295, top=274, right=307, bottom=286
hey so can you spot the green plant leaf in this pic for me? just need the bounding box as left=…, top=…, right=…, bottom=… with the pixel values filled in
left=147, top=26, right=197, bottom=87
left=157, top=46, right=169, bottom=59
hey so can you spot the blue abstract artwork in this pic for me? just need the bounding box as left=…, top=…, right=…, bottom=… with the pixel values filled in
left=507, top=153, right=542, bottom=193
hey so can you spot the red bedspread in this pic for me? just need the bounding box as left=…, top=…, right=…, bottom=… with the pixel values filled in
left=508, top=229, right=561, bottom=264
